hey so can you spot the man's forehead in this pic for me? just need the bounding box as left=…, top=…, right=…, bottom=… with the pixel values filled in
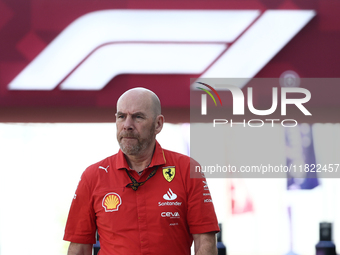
left=118, top=98, right=150, bottom=110
left=117, top=101, right=153, bottom=117
left=116, top=109, right=147, bottom=115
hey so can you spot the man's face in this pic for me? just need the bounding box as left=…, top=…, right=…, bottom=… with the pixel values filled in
left=116, top=94, right=156, bottom=156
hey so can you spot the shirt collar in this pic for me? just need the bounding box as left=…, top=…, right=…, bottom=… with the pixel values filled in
left=116, top=140, right=166, bottom=170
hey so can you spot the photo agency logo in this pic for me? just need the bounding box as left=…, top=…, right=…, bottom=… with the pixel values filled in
left=196, top=80, right=312, bottom=128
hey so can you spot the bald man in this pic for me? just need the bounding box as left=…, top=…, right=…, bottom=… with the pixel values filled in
left=64, top=88, right=219, bottom=255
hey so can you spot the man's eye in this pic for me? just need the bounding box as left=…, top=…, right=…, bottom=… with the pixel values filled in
left=135, top=114, right=145, bottom=119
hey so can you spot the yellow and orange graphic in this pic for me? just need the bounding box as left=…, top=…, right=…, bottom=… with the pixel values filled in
left=102, top=192, right=122, bottom=212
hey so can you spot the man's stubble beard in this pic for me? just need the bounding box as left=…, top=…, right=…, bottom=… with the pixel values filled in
left=118, top=123, right=156, bottom=156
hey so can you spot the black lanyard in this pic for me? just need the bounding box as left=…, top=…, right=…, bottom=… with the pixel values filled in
left=125, top=166, right=159, bottom=191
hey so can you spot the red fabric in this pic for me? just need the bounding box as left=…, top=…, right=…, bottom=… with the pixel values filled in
left=64, top=141, right=219, bottom=255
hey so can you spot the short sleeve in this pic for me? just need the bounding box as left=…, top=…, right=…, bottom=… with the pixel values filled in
left=186, top=158, right=220, bottom=234
left=63, top=170, right=97, bottom=244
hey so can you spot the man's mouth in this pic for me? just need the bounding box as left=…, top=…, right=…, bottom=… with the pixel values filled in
left=121, top=135, right=138, bottom=141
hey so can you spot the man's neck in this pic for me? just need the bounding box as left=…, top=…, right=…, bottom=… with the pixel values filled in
left=125, top=143, right=156, bottom=172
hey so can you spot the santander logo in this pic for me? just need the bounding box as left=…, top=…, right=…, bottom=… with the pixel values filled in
left=163, top=188, right=177, bottom=201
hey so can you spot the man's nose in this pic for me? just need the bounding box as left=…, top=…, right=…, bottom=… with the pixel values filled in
left=123, top=115, right=134, bottom=130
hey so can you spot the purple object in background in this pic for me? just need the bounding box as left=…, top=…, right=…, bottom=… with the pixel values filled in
left=285, top=124, right=319, bottom=190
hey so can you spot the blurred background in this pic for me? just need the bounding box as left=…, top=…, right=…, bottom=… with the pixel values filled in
left=0, top=0, right=339, bottom=254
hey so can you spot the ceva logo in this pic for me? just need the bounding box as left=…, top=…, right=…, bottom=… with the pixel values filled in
left=8, top=10, right=315, bottom=91
left=161, top=212, right=180, bottom=218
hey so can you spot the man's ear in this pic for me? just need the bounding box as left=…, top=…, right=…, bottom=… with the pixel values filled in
left=155, top=115, right=164, bottom=135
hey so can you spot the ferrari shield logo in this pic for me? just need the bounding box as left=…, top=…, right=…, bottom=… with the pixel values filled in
left=162, top=166, right=175, bottom=182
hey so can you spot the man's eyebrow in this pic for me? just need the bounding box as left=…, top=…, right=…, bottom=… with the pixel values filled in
left=116, top=111, right=146, bottom=116
left=132, top=112, right=146, bottom=117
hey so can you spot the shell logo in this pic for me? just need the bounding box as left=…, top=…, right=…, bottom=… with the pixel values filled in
left=102, top=192, right=122, bottom=212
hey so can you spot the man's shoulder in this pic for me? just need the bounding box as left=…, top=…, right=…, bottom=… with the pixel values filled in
left=83, top=153, right=118, bottom=176
left=162, top=148, right=199, bottom=166
left=161, top=148, right=203, bottom=179
left=163, top=148, right=189, bottom=160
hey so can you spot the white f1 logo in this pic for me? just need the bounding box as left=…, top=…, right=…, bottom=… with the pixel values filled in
left=8, top=10, right=315, bottom=91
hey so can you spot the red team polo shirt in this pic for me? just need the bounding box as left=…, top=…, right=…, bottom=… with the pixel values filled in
left=64, top=141, right=219, bottom=255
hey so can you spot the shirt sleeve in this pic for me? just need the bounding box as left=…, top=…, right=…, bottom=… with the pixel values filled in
left=63, top=169, right=97, bottom=244
left=186, top=158, right=220, bottom=234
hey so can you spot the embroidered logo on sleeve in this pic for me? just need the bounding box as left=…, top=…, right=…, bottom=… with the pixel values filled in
left=203, top=181, right=210, bottom=190
left=102, top=192, right=122, bottom=212
left=162, top=166, right=175, bottom=182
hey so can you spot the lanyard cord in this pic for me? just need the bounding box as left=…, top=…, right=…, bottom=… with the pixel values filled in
left=125, top=166, right=159, bottom=191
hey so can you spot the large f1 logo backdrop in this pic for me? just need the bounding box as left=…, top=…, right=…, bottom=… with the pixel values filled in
left=8, top=10, right=315, bottom=91
left=1, top=0, right=340, bottom=122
